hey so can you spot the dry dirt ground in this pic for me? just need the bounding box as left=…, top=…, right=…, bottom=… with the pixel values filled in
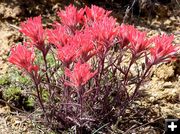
left=0, top=0, right=180, bottom=133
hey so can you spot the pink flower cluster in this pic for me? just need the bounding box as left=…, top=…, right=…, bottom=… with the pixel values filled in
left=8, top=43, right=39, bottom=75
left=20, top=16, right=46, bottom=52
left=8, top=4, right=179, bottom=88
left=148, top=34, right=178, bottom=64
left=65, top=62, right=97, bottom=88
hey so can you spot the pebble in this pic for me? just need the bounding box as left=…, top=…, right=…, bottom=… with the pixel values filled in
left=170, top=16, right=176, bottom=21
left=163, top=82, right=174, bottom=88
left=164, top=19, right=172, bottom=25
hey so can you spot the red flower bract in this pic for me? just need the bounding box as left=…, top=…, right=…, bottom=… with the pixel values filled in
left=47, top=25, right=72, bottom=48
left=90, top=17, right=118, bottom=45
left=118, top=24, right=135, bottom=49
left=118, top=24, right=151, bottom=56
left=85, top=5, right=111, bottom=24
left=65, top=62, right=97, bottom=88
left=56, top=30, right=96, bottom=65
left=149, top=34, right=178, bottom=64
left=57, top=43, right=78, bottom=65
left=20, top=16, right=45, bottom=52
left=8, top=43, right=39, bottom=74
left=70, top=31, right=96, bottom=62
left=57, top=4, right=84, bottom=27
left=128, top=29, right=150, bottom=56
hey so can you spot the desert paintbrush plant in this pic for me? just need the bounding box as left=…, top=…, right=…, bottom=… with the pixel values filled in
left=8, top=4, right=179, bottom=133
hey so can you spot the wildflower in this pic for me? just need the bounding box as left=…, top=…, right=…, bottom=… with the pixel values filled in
left=57, top=43, right=78, bottom=65
left=65, top=62, right=97, bottom=88
left=118, top=24, right=136, bottom=49
left=118, top=24, right=151, bottom=56
left=57, top=4, right=84, bottom=27
left=47, top=25, right=72, bottom=47
left=85, top=5, right=111, bottom=23
left=148, top=34, right=178, bottom=65
left=92, top=17, right=117, bottom=42
left=89, top=17, right=118, bottom=53
left=71, top=31, right=96, bottom=62
left=8, top=43, right=39, bottom=74
left=20, top=16, right=46, bottom=52
left=128, top=30, right=150, bottom=56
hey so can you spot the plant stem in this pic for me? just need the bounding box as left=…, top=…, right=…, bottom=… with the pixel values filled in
left=34, top=80, right=49, bottom=123
left=42, top=51, right=53, bottom=110
left=78, top=86, right=84, bottom=122
left=119, top=64, right=152, bottom=116
left=131, top=65, right=152, bottom=100
left=43, top=52, right=50, bottom=84
left=124, top=56, right=135, bottom=85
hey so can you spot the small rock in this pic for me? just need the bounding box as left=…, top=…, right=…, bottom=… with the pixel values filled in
left=164, top=19, right=172, bottom=25
left=0, top=3, right=21, bottom=19
left=163, top=82, right=174, bottom=88
left=170, top=16, right=176, bottom=21
left=153, top=63, right=175, bottom=81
